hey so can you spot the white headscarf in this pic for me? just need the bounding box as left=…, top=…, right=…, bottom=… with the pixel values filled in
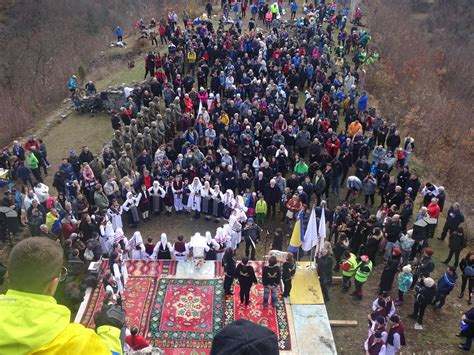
left=114, top=227, right=125, bottom=243
left=160, top=233, right=168, bottom=246
left=206, top=231, right=212, bottom=244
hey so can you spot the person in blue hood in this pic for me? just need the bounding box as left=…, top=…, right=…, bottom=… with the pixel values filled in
left=432, top=266, right=457, bottom=309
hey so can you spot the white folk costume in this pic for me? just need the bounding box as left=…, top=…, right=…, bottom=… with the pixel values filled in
left=107, top=204, right=123, bottom=231
left=222, top=189, right=236, bottom=219
left=204, top=231, right=220, bottom=261
left=187, top=177, right=202, bottom=214
left=148, top=181, right=165, bottom=214
left=211, top=185, right=224, bottom=221
left=127, top=231, right=147, bottom=260
left=161, top=181, right=174, bottom=214
left=152, top=233, right=172, bottom=260
left=172, top=178, right=184, bottom=212
left=99, top=216, right=115, bottom=256
left=200, top=181, right=213, bottom=218
left=228, top=212, right=243, bottom=250
left=214, top=227, right=230, bottom=260
left=113, top=228, right=129, bottom=260
left=122, top=192, right=141, bottom=226
left=189, top=232, right=207, bottom=259
left=173, top=239, right=190, bottom=261
left=110, top=256, right=128, bottom=294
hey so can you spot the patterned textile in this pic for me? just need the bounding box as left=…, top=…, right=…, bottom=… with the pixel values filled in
left=224, top=283, right=292, bottom=351
left=148, top=278, right=225, bottom=352
left=80, top=276, right=157, bottom=330
left=127, top=259, right=177, bottom=277
left=79, top=261, right=292, bottom=354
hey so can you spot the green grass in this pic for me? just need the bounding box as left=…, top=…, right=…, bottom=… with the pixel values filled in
left=96, top=63, right=143, bottom=91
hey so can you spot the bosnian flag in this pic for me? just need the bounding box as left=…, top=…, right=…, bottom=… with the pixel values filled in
left=288, top=211, right=305, bottom=253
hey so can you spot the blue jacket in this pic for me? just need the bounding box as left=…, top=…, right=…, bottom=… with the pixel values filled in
left=68, top=78, right=76, bottom=91
left=357, top=94, right=368, bottom=111
left=437, top=271, right=457, bottom=295
left=290, top=2, right=298, bottom=11
left=115, top=27, right=123, bottom=37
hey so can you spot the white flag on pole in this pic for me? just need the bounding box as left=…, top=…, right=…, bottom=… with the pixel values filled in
left=302, top=208, right=318, bottom=252
left=317, top=209, right=327, bottom=253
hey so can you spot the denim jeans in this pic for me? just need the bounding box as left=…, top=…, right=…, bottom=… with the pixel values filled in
left=263, top=285, right=278, bottom=307
left=332, top=175, right=340, bottom=195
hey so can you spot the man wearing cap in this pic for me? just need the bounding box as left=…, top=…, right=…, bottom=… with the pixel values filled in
left=354, top=255, right=373, bottom=300
left=340, top=250, right=358, bottom=292
left=386, top=314, right=406, bottom=354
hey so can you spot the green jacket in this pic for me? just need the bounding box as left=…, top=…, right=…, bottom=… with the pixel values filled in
left=256, top=199, right=267, bottom=214
left=0, top=289, right=122, bottom=354
left=294, top=162, right=309, bottom=176
left=355, top=260, right=373, bottom=283
left=27, top=153, right=39, bottom=169
left=341, top=253, right=358, bottom=277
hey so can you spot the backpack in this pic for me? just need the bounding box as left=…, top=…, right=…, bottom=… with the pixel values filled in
left=463, top=265, right=474, bottom=277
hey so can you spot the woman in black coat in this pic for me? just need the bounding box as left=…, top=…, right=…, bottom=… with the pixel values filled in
left=443, top=227, right=467, bottom=270
left=222, top=248, right=236, bottom=296
left=378, top=250, right=402, bottom=295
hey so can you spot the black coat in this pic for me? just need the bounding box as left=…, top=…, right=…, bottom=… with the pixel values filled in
left=449, top=231, right=467, bottom=252
left=379, top=255, right=401, bottom=292
left=234, top=264, right=258, bottom=288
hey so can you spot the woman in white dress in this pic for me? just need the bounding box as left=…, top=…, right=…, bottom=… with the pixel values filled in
left=204, top=231, right=220, bottom=260
left=222, top=189, right=235, bottom=219
left=152, top=233, right=173, bottom=260
left=148, top=181, right=165, bottom=215
left=99, top=215, right=115, bottom=256
left=200, top=181, right=213, bottom=221
left=214, top=227, right=230, bottom=261
left=107, top=199, right=123, bottom=231
left=109, top=251, right=128, bottom=296
left=113, top=227, right=129, bottom=259
left=187, top=177, right=202, bottom=219
left=127, top=231, right=147, bottom=260
left=122, top=192, right=142, bottom=227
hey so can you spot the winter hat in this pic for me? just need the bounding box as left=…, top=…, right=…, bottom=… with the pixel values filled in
left=210, top=319, right=279, bottom=355
left=423, top=277, right=435, bottom=288
left=402, top=265, right=412, bottom=273
left=424, top=248, right=433, bottom=256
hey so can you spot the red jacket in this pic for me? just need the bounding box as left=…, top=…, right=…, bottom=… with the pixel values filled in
left=24, top=140, right=40, bottom=152
left=326, top=138, right=340, bottom=157
left=427, top=203, right=440, bottom=219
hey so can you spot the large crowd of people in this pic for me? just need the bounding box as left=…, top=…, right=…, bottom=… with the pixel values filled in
left=0, top=0, right=472, bottom=354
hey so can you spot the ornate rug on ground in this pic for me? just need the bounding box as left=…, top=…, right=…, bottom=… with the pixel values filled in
left=224, top=283, right=292, bottom=351
left=79, top=261, right=292, bottom=354
left=147, top=278, right=225, bottom=353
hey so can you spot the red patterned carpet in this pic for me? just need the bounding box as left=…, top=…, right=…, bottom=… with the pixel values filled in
left=225, top=284, right=292, bottom=351
left=148, top=278, right=224, bottom=354
left=79, top=261, right=291, bottom=354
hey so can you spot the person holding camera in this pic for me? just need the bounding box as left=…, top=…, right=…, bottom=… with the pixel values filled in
left=0, top=238, right=124, bottom=353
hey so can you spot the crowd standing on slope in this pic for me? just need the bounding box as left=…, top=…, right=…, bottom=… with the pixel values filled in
left=0, top=0, right=473, bottom=353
